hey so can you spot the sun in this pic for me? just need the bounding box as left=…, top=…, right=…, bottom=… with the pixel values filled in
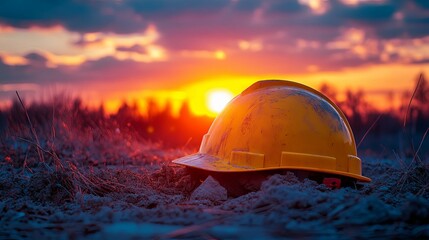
left=207, top=90, right=234, bottom=114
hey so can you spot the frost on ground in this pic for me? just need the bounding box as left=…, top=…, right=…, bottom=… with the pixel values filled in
left=1, top=106, right=429, bottom=239
left=1, top=138, right=429, bottom=240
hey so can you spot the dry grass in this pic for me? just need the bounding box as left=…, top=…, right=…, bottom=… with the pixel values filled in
left=9, top=92, right=172, bottom=203
left=394, top=73, right=429, bottom=196
left=1, top=88, right=429, bottom=239
left=7, top=82, right=429, bottom=201
left=16, top=91, right=46, bottom=164
left=396, top=127, right=429, bottom=196
left=403, top=73, right=423, bottom=128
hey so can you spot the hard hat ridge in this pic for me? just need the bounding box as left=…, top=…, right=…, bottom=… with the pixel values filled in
left=173, top=80, right=371, bottom=182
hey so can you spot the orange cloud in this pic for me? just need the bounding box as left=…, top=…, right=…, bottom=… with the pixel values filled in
left=381, top=37, right=429, bottom=62
left=0, top=53, right=29, bottom=65
left=79, top=24, right=160, bottom=49
left=328, top=28, right=429, bottom=62
left=327, top=28, right=366, bottom=50
left=115, top=44, right=167, bottom=62
left=74, top=24, right=168, bottom=63
left=340, top=0, right=387, bottom=5
left=238, top=40, right=263, bottom=51
left=23, top=51, right=84, bottom=67
left=0, top=25, right=14, bottom=33
left=298, top=0, right=329, bottom=14
left=0, top=24, right=167, bottom=67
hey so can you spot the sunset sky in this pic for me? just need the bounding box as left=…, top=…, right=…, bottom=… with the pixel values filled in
left=1, top=0, right=429, bottom=116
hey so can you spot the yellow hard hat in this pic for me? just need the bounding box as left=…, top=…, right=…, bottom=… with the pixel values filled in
left=173, top=80, right=371, bottom=182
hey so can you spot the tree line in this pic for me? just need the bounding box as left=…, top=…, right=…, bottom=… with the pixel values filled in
left=1, top=73, right=428, bottom=157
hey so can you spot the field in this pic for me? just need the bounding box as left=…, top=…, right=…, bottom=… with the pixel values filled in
left=1, top=97, right=429, bottom=239
left=2, top=0, right=429, bottom=238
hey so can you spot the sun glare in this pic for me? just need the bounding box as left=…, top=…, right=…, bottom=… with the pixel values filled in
left=207, top=90, right=234, bottom=114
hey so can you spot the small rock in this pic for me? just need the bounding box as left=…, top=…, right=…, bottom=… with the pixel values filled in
left=190, top=176, right=227, bottom=203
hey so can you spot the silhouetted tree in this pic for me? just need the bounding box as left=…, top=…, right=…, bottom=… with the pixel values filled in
left=342, top=90, right=368, bottom=130
left=146, top=98, right=160, bottom=120
left=386, top=90, right=395, bottom=112
left=179, top=101, right=192, bottom=119
left=319, top=82, right=338, bottom=102
left=3, top=72, right=428, bottom=155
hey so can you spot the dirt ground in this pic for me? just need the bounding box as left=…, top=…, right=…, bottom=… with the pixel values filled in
left=0, top=115, right=427, bottom=240
left=1, top=134, right=428, bottom=240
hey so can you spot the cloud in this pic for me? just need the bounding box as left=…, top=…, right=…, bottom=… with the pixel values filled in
left=0, top=53, right=28, bottom=65
left=238, top=39, right=264, bottom=51
left=234, top=0, right=263, bottom=11
left=0, top=0, right=427, bottom=46
left=298, top=0, right=329, bottom=14
left=0, top=0, right=148, bottom=33
left=128, top=0, right=231, bottom=16
left=0, top=24, right=167, bottom=68
left=74, top=25, right=160, bottom=48
left=336, top=2, right=397, bottom=22
left=414, top=0, right=429, bottom=9
left=25, top=52, right=48, bottom=63
left=114, top=45, right=167, bottom=62
left=0, top=0, right=429, bottom=94
left=326, top=27, right=429, bottom=64
left=268, top=0, right=306, bottom=14
left=116, top=45, right=147, bottom=54
left=0, top=58, right=65, bottom=86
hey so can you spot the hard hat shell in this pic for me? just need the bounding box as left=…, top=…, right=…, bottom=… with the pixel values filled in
left=173, top=80, right=371, bottom=182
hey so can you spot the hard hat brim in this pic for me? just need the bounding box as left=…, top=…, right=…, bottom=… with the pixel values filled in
left=173, top=153, right=371, bottom=182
